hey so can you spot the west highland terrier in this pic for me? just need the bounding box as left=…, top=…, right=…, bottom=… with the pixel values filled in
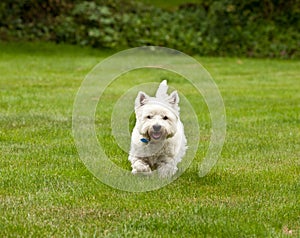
left=128, top=80, right=187, bottom=178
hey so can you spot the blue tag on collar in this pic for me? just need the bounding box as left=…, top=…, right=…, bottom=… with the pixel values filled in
left=140, top=138, right=149, bottom=143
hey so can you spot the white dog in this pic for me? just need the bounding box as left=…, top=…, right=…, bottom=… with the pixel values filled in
left=128, top=80, right=187, bottom=178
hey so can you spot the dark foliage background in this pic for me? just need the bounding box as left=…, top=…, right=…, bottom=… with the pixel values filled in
left=0, top=0, right=299, bottom=58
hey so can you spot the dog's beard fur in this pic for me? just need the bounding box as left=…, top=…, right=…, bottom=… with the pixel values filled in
left=128, top=80, right=187, bottom=178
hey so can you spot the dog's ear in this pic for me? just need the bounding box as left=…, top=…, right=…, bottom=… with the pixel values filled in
left=135, top=91, right=149, bottom=108
left=168, top=91, right=179, bottom=106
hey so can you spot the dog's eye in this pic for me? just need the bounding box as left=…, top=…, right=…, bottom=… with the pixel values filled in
left=163, top=116, right=168, bottom=120
left=147, top=115, right=152, bottom=119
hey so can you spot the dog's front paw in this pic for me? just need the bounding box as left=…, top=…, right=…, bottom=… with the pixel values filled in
left=157, top=163, right=178, bottom=178
left=132, top=160, right=152, bottom=175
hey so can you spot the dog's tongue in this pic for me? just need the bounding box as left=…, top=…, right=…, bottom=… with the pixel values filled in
left=152, top=132, right=162, bottom=139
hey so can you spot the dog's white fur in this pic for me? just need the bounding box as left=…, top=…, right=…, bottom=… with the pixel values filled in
left=128, top=80, right=187, bottom=178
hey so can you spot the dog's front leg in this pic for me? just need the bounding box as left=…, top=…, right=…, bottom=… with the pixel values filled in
left=130, top=157, right=152, bottom=175
left=157, top=159, right=178, bottom=178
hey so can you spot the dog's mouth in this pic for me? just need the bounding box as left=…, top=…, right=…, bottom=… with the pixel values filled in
left=150, top=131, right=162, bottom=140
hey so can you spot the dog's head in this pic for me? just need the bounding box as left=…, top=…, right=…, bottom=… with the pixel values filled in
left=134, top=90, right=180, bottom=142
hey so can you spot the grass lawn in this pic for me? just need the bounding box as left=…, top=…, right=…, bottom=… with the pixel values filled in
left=0, top=42, right=299, bottom=237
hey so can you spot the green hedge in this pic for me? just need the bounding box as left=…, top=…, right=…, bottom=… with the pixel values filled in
left=0, top=0, right=299, bottom=58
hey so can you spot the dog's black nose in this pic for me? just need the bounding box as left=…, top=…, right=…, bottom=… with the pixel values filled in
left=153, top=124, right=161, bottom=132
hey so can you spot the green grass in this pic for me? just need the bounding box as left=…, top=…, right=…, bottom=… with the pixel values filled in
left=0, top=42, right=299, bottom=237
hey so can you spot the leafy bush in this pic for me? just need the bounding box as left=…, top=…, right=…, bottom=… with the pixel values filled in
left=0, top=0, right=299, bottom=58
